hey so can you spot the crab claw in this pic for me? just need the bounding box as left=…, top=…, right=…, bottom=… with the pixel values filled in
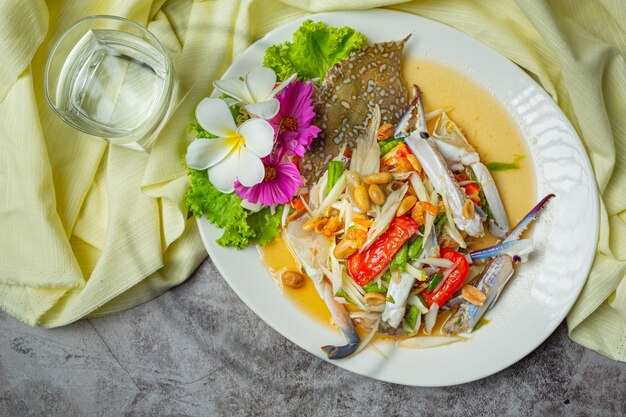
left=504, top=194, right=555, bottom=242
left=321, top=341, right=359, bottom=360
left=317, top=280, right=360, bottom=360
left=469, top=239, right=534, bottom=262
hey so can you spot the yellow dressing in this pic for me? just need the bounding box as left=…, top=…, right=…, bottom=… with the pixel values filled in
left=258, top=235, right=332, bottom=326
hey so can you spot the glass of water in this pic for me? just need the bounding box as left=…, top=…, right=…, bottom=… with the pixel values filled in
left=44, top=15, right=174, bottom=151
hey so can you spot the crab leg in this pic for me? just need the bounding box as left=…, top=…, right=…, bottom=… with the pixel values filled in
left=432, top=113, right=510, bottom=237
left=469, top=239, right=534, bottom=262
left=400, top=85, right=484, bottom=237
left=444, top=194, right=555, bottom=333
left=381, top=271, right=416, bottom=328
left=471, top=163, right=509, bottom=237
left=285, top=219, right=360, bottom=359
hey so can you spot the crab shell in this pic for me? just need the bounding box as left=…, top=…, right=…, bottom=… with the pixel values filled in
left=299, top=36, right=411, bottom=183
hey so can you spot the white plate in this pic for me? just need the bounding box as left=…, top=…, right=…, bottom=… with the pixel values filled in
left=197, top=10, right=598, bottom=386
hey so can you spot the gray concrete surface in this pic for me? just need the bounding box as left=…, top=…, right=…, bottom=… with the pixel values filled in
left=1, top=257, right=625, bottom=417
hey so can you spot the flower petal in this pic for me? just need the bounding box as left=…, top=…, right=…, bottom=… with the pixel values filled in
left=245, top=99, right=280, bottom=119
left=208, top=151, right=239, bottom=193
left=185, top=137, right=235, bottom=170
left=237, top=147, right=265, bottom=187
left=238, top=118, right=274, bottom=157
left=245, top=67, right=276, bottom=102
left=213, top=79, right=254, bottom=104
left=195, top=98, right=237, bottom=137
left=271, top=72, right=298, bottom=98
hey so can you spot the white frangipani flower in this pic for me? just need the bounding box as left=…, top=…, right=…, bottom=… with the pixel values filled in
left=213, top=67, right=297, bottom=119
left=185, top=98, right=274, bottom=193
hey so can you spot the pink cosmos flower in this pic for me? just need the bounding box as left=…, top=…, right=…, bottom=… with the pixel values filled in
left=234, top=150, right=304, bottom=206
left=269, top=81, right=321, bottom=157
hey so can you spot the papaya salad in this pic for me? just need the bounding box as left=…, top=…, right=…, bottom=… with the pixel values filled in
left=184, top=21, right=554, bottom=360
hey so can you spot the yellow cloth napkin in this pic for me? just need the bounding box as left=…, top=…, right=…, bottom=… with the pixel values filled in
left=0, top=0, right=624, bottom=362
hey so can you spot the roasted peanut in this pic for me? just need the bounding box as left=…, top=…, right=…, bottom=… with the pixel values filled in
left=364, top=292, right=386, bottom=306
left=368, top=184, right=386, bottom=206
left=322, top=206, right=337, bottom=218
left=440, top=237, right=458, bottom=249
left=314, top=218, right=329, bottom=234
left=287, top=207, right=307, bottom=222
left=363, top=172, right=394, bottom=185
left=376, top=123, right=394, bottom=141
left=333, top=239, right=358, bottom=259
left=353, top=184, right=371, bottom=212
left=462, top=199, right=475, bottom=219
left=462, top=285, right=486, bottom=306
left=282, top=270, right=305, bottom=289
left=406, top=154, right=422, bottom=172
left=396, top=196, right=417, bottom=217
left=302, top=216, right=320, bottom=232
left=411, top=201, right=438, bottom=226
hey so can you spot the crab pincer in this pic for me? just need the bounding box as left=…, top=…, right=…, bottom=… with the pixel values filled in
left=285, top=219, right=361, bottom=360
left=444, top=194, right=555, bottom=333
left=400, top=84, right=484, bottom=237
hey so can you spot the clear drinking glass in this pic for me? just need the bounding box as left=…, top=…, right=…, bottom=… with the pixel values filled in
left=44, top=15, right=174, bottom=151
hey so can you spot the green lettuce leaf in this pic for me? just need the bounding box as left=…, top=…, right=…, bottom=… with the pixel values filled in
left=247, top=205, right=284, bottom=246
left=263, top=20, right=367, bottom=81
left=185, top=167, right=282, bottom=249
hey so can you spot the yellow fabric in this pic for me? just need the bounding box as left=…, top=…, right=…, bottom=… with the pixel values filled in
left=0, top=0, right=623, bottom=361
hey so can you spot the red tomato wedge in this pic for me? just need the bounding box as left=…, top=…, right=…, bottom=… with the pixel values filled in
left=421, top=248, right=469, bottom=307
left=347, top=216, right=418, bottom=286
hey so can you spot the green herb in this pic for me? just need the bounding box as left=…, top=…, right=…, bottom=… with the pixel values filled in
left=263, top=20, right=367, bottom=81
left=379, top=138, right=402, bottom=155
left=185, top=168, right=282, bottom=249
left=485, top=155, right=525, bottom=171
left=387, top=295, right=395, bottom=304
left=455, top=317, right=463, bottom=325
left=335, top=289, right=355, bottom=306
left=485, top=162, right=518, bottom=171
left=382, top=270, right=392, bottom=282
left=469, top=169, right=493, bottom=221
left=363, top=281, right=387, bottom=294
left=390, top=244, right=408, bottom=272
left=427, top=273, right=444, bottom=291
left=434, top=213, right=447, bottom=230
left=416, top=282, right=429, bottom=293
left=416, top=293, right=427, bottom=308
left=403, top=305, right=419, bottom=332
left=326, top=160, right=344, bottom=194
left=407, top=236, right=423, bottom=261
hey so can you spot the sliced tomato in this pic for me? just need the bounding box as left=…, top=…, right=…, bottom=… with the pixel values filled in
left=463, top=182, right=482, bottom=206
left=420, top=248, right=469, bottom=307
left=347, top=216, right=418, bottom=286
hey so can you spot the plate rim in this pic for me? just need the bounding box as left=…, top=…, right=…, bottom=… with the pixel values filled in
left=195, top=9, right=600, bottom=386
